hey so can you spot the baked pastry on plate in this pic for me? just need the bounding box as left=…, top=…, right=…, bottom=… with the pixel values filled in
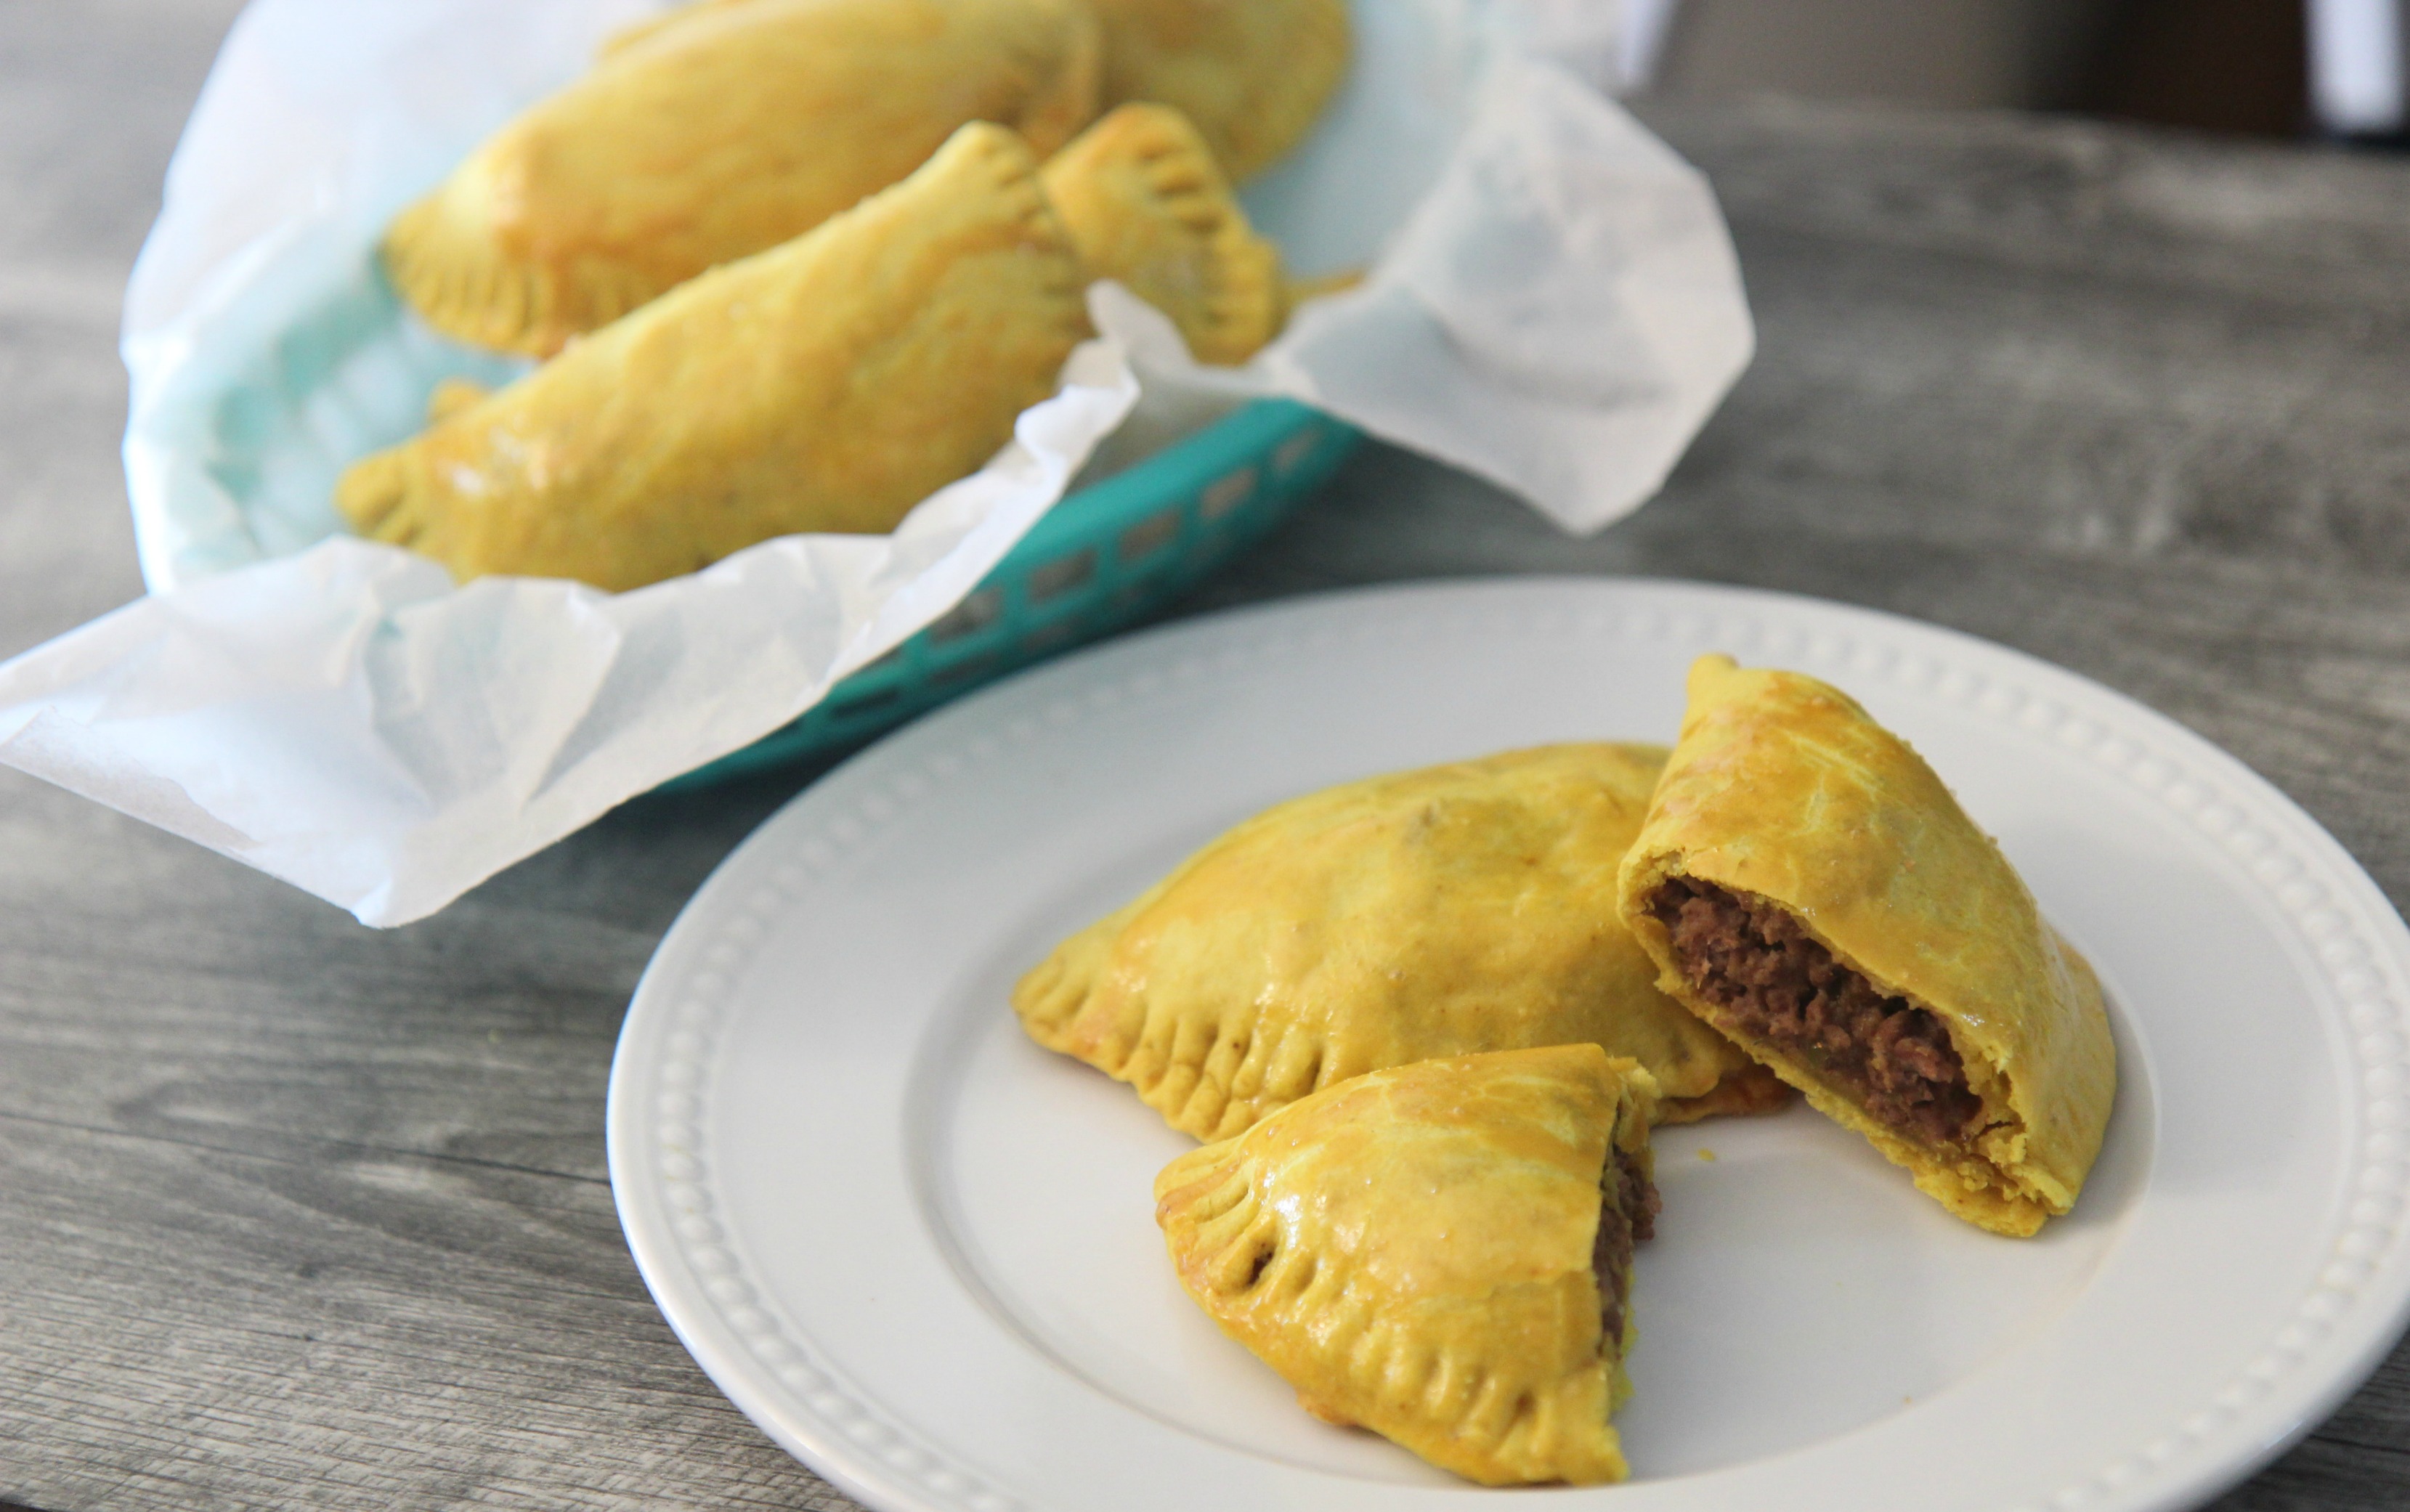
left=340, top=122, right=1090, bottom=590
left=1088, top=0, right=1350, bottom=181
left=384, top=0, right=1102, bottom=356
left=1618, top=654, right=2117, bottom=1237
left=1155, top=1044, right=1660, bottom=1485
left=1015, top=743, right=1789, bottom=1140
left=1041, top=102, right=1286, bottom=365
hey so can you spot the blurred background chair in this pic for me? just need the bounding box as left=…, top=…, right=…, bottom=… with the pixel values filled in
left=1626, top=0, right=2406, bottom=144
left=2310, top=0, right=2406, bottom=137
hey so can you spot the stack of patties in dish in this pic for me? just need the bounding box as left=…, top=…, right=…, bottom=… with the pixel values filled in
left=344, top=0, right=1349, bottom=590
left=1013, top=658, right=2117, bottom=1483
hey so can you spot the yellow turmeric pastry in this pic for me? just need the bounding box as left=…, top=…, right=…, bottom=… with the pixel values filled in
left=1155, top=1044, right=1659, bottom=1486
left=1040, top=103, right=1284, bottom=365
left=592, top=0, right=758, bottom=57
left=1285, top=265, right=1365, bottom=306
left=340, top=123, right=1091, bottom=590
left=1617, top=655, right=2117, bottom=1238
left=383, top=0, right=1102, bottom=356
left=1089, top=0, right=1350, bottom=181
left=1015, top=743, right=1789, bottom=1141
left=421, top=376, right=490, bottom=427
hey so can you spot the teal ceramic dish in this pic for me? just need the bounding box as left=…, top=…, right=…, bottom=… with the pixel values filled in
left=663, top=397, right=1361, bottom=788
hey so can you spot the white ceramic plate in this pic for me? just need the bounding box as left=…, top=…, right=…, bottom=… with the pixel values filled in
left=606, top=578, right=2410, bottom=1512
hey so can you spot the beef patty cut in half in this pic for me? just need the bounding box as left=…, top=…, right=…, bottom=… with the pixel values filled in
left=1617, top=654, right=2118, bottom=1238
left=1650, top=875, right=1983, bottom=1147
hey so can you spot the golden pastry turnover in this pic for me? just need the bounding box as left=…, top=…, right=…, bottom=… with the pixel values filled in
left=1040, top=103, right=1285, bottom=365
left=1090, top=0, right=1350, bottom=181
left=1155, top=1044, right=1660, bottom=1486
left=421, top=375, right=489, bottom=428
left=1617, top=654, right=2118, bottom=1237
left=340, top=122, right=1090, bottom=590
left=1015, top=743, right=1788, bottom=1141
left=382, top=0, right=1103, bottom=356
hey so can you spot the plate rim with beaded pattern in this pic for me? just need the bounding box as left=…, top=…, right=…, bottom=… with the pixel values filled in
left=607, top=576, right=2410, bottom=1512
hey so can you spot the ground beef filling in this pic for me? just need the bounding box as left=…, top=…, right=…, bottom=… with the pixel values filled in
left=1649, top=876, right=1983, bottom=1147
left=1591, top=1145, right=1660, bottom=1349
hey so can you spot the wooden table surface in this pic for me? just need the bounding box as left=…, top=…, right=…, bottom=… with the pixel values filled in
left=5, top=5, right=2409, bottom=1509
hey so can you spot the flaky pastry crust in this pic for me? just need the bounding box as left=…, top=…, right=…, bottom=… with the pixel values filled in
left=1015, top=743, right=1785, bottom=1140
left=382, top=0, right=1101, bottom=356
left=1041, top=103, right=1285, bottom=365
left=1088, top=0, right=1350, bottom=181
left=1155, top=1045, right=1657, bottom=1485
left=341, top=123, right=1090, bottom=590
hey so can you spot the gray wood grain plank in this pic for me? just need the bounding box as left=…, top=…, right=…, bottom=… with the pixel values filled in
left=1202, top=448, right=2410, bottom=906
left=0, top=779, right=843, bottom=1511
left=0, top=0, right=246, bottom=662
left=4, top=12, right=2410, bottom=1511
left=0, top=1118, right=842, bottom=1511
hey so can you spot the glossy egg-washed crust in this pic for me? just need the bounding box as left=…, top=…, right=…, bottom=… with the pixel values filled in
left=1015, top=743, right=1787, bottom=1141
left=1040, top=103, right=1285, bottom=365
left=339, top=123, right=1090, bottom=590
left=381, top=0, right=1102, bottom=357
left=1616, top=656, right=2117, bottom=1237
left=1089, top=0, right=1350, bottom=182
left=1155, top=1044, right=1658, bottom=1485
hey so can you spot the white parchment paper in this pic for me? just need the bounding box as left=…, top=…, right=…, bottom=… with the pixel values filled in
left=0, top=0, right=1752, bottom=926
